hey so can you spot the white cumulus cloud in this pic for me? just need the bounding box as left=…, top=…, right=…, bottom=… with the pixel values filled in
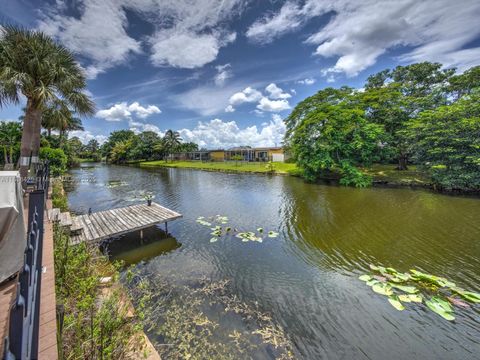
left=69, top=130, right=108, bottom=145
left=149, top=31, right=235, bottom=69
left=38, top=0, right=142, bottom=79
left=247, top=0, right=480, bottom=76
left=178, top=115, right=285, bottom=148
left=145, top=0, right=243, bottom=68
left=128, top=120, right=164, bottom=135
left=256, top=97, right=291, bottom=112
left=225, top=105, right=235, bottom=113
left=96, top=102, right=161, bottom=122
left=265, top=83, right=291, bottom=99
left=229, top=87, right=263, bottom=106
left=226, top=84, right=291, bottom=113
left=38, top=0, right=248, bottom=77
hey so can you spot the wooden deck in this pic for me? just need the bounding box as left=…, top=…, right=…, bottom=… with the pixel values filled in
left=70, top=202, right=182, bottom=245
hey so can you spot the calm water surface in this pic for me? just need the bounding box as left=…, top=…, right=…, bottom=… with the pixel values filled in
left=66, top=163, right=480, bottom=359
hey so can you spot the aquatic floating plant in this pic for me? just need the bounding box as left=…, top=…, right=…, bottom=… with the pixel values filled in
left=196, top=215, right=280, bottom=244
left=359, top=265, right=480, bottom=321
left=236, top=232, right=262, bottom=242
left=105, top=180, right=128, bottom=188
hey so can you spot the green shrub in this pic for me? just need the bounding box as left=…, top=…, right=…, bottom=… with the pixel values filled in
left=40, top=147, right=67, bottom=176
left=338, top=163, right=373, bottom=187
left=51, top=183, right=142, bottom=358
left=51, top=181, right=68, bottom=211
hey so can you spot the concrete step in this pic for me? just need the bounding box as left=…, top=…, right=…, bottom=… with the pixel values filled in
left=47, top=208, right=60, bottom=221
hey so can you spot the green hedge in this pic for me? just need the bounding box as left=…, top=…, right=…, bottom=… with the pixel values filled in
left=40, top=147, right=67, bottom=176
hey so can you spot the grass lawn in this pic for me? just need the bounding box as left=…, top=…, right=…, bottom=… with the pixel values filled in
left=140, top=160, right=298, bottom=174
left=139, top=160, right=430, bottom=186
left=361, top=164, right=430, bottom=186
left=78, top=158, right=96, bottom=163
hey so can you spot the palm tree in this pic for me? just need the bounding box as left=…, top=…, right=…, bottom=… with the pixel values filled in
left=163, top=129, right=182, bottom=161
left=41, top=103, right=84, bottom=145
left=20, top=101, right=84, bottom=138
left=0, top=121, right=22, bottom=165
left=0, top=26, right=95, bottom=179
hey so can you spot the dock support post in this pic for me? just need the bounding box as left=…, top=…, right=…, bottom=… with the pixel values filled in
left=165, top=222, right=168, bottom=235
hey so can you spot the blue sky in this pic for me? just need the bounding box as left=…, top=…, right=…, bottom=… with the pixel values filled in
left=1, top=0, right=480, bottom=148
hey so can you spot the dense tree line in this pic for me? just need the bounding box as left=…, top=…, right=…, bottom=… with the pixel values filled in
left=285, top=62, right=480, bottom=191
left=101, top=129, right=199, bottom=164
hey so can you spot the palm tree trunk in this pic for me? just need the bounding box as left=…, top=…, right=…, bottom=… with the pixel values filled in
left=19, top=99, right=39, bottom=180
left=3, top=146, right=7, bottom=164
left=30, top=106, right=43, bottom=165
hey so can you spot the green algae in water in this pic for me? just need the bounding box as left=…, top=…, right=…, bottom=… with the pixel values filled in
left=126, top=271, right=296, bottom=359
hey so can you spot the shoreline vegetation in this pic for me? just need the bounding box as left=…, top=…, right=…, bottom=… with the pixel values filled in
left=138, top=160, right=432, bottom=188
left=51, top=181, right=159, bottom=359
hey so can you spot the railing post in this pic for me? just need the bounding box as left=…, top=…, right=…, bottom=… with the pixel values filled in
left=27, top=190, right=45, bottom=359
left=3, top=162, right=49, bottom=360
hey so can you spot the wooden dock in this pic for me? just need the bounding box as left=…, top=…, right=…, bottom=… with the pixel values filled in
left=70, top=202, right=182, bottom=245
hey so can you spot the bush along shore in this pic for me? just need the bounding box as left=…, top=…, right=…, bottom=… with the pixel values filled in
left=138, top=160, right=438, bottom=189
left=51, top=180, right=158, bottom=359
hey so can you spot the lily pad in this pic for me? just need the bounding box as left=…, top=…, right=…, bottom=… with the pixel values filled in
left=389, top=284, right=418, bottom=294
left=268, top=231, right=279, bottom=238
left=372, top=283, right=393, bottom=296
left=209, top=237, right=218, bottom=243
left=407, top=294, right=423, bottom=303
left=425, top=297, right=455, bottom=321
left=359, top=275, right=372, bottom=282
left=366, top=279, right=379, bottom=287
left=196, top=219, right=212, bottom=226
left=388, top=296, right=405, bottom=311
left=451, top=288, right=480, bottom=303
left=410, top=270, right=456, bottom=288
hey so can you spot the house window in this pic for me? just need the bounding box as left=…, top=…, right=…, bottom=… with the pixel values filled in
left=257, top=151, right=268, bottom=161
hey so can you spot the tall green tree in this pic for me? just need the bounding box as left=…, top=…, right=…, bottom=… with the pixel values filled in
left=363, top=62, right=454, bottom=169
left=447, top=66, right=480, bottom=101
left=407, top=93, right=480, bottom=191
left=110, top=140, right=133, bottom=164
left=102, top=130, right=135, bottom=160
left=129, top=131, right=161, bottom=160
left=163, top=129, right=182, bottom=160
left=177, top=142, right=199, bottom=153
left=0, top=26, right=94, bottom=178
left=287, top=88, right=385, bottom=186
left=41, top=102, right=84, bottom=139
left=0, top=121, right=22, bottom=165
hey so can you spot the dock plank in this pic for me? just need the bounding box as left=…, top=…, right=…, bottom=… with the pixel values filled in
left=115, top=208, right=138, bottom=228
left=69, top=202, right=182, bottom=244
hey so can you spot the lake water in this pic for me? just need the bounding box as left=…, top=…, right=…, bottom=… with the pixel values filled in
left=65, top=163, right=480, bottom=359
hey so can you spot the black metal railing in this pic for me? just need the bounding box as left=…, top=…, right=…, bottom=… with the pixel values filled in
left=35, top=162, right=49, bottom=193
left=3, top=189, right=47, bottom=359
